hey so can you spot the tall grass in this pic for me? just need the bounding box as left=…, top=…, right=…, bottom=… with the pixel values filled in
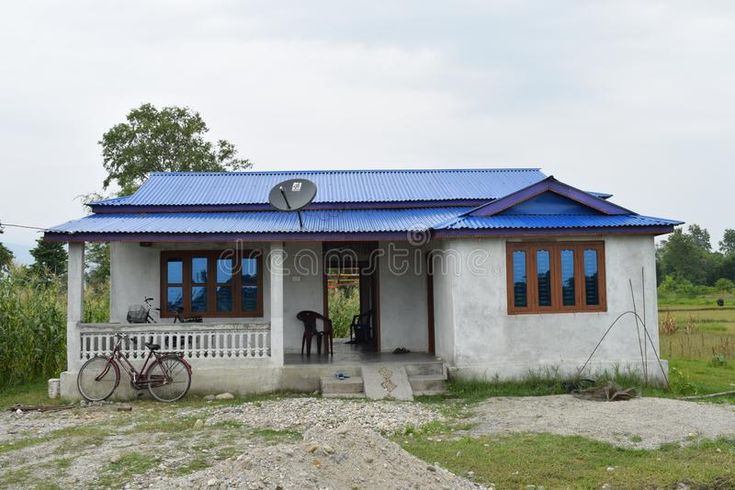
left=328, top=286, right=360, bottom=338
left=0, top=267, right=108, bottom=390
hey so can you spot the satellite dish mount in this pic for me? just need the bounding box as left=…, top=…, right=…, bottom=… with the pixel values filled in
left=268, top=179, right=317, bottom=229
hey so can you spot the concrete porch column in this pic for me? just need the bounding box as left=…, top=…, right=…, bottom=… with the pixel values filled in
left=66, top=242, right=85, bottom=372
left=269, top=242, right=285, bottom=366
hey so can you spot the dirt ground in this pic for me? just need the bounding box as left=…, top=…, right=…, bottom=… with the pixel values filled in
left=464, top=395, right=735, bottom=449
left=1, top=395, right=735, bottom=488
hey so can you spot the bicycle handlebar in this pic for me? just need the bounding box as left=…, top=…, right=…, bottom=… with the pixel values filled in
left=114, top=333, right=138, bottom=344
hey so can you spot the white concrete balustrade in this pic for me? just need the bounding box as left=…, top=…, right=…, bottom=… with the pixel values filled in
left=78, top=323, right=271, bottom=365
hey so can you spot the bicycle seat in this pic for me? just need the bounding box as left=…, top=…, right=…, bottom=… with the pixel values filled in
left=145, top=342, right=160, bottom=351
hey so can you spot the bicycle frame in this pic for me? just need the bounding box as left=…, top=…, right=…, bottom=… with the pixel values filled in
left=97, top=335, right=191, bottom=390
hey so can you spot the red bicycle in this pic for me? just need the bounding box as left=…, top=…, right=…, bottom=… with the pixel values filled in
left=77, top=333, right=192, bottom=402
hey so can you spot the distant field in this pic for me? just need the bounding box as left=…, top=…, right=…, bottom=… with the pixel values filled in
left=657, top=303, right=735, bottom=395
left=658, top=305, right=735, bottom=361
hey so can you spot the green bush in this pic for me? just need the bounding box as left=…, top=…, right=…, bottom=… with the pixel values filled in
left=714, top=278, right=735, bottom=294
left=0, top=266, right=108, bottom=390
left=328, top=287, right=359, bottom=338
left=658, top=275, right=735, bottom=305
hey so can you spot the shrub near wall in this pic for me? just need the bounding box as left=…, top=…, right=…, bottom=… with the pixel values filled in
left=0, top=267, right=109, bottom=390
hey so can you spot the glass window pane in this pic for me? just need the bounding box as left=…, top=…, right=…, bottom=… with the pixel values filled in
left=561, top=249, right=575, bottom=306
left=241, top=257, right=259, bottom=312
left=241, top=258, right=258, bottom=285
left=191, top=286, right=208, bottom=312
left=512, top=250, right=527, bottom=308
left=167, top=260, right=183, bottom=284
left=192, top=257, right=208, bottom=284
left=216, top=286, right=232, bottom=313
left=536, top=250, right=552, bottom=307
left=241, top=286, right=257, bottom=312
left=167, top=287, right=183, bottom=312
left=217, top=258, right=233, bottom=284
left=584, top=249, right=600, bottom=306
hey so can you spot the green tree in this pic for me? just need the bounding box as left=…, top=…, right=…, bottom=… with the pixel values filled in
left=100, top=103, right=251, bottom=195
left=687, top=224, right=711, bottom=251
left=657, top=226, right=710, bottom=285
left=29, top=238, right=67, bottom=277
left=0, top=243, right=13, bottom=271
left=720, top=229, right=735, bottom=256
left=86, top=242, right=110, bottom=288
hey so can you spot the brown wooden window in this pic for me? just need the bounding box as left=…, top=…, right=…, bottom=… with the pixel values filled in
left=506, top=241, right=606, bottom=314
left=160, top=250, right=263, bottom=318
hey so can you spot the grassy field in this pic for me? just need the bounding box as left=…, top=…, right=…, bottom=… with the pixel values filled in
left=398, top=425, right=735, bottom=489
left=657, top=305, right=735, bottom=396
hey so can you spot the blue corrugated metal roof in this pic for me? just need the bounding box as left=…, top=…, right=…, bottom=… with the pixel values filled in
left=47, top=209, right=681, bottom=236
left=48, top=208, right=472, bottom=235
left=94, top=168, right=547, bottom=206
left=441, top=214, right=682, bottom=230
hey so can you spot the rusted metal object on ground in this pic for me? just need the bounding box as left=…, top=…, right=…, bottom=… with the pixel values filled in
left=574, top=383, right=638, bottom=401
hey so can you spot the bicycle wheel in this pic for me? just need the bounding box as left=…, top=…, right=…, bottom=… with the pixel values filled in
left=77, top=356, right=120, bottom=402
left=146, top=356, right=191, bottom=402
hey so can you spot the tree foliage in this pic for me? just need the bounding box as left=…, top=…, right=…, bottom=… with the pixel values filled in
left=86, top=242, right=110, bottom=288
left=30, top=238, right=67, bottom=277
left=657, top=224, right=735, bottom=287
left=100, top=103, right=252, bottom=195
left=720, top=229, right=735, bottom=256
left=0, top=243, right=13, bottom=271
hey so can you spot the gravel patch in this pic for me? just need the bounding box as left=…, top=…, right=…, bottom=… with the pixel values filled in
left=159, top=423, right=485, bottom=490
left=190, top=397, right=443, bottom=434
left=0, top=403, right=123, bottom=444
left=466, top=395, right=735, bottom=448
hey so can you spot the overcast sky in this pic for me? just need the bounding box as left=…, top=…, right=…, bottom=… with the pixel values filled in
left=1, top=1, right=734, bottom=257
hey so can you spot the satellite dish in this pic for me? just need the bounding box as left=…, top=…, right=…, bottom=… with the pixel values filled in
left=268, top=178, right=317, bottom=228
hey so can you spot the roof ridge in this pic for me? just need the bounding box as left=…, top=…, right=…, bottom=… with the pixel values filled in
left=149, top=167, right=542, bottom=176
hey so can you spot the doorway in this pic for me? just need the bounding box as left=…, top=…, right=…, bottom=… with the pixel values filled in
left=323, top=243, right=379, bottom=351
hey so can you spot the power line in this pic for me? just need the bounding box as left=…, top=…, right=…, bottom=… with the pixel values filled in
left=0, top=221, right=46, bottom=232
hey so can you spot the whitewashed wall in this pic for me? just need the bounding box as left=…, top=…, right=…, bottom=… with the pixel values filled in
left=377, top=241, right=429, bottom=353
left=433, top=235, right=663, bottom=380
left=283, top=241, right=324, bottom=353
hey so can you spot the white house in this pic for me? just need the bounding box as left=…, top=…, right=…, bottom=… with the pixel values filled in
left=45, top=168, right=681, bottom=399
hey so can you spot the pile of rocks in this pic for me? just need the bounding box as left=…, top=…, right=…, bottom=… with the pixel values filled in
left=194, top=397, right=444, bottom=434
left=162, top=423, right=486, bottom=489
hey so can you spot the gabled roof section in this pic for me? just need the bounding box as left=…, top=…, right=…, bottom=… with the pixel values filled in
left=468, top=176, right=633, bottom=217
left=91, top=168, right=547, bottom=209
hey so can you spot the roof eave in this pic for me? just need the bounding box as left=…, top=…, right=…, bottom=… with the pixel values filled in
left=43, top=224, right=677, bottom=244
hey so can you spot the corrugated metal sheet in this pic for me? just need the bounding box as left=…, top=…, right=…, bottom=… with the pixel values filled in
left=47, top=208, right=473, bottom=235
left=441, top=214, right=682, bottom=230
left=94, top=168, right=547, bottom=206
left=47, top=209, right=681, bottom=236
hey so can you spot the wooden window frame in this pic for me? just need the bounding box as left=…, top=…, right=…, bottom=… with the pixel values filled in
left=160, top=250, right=264, bottom=318
left=506, top=241, right=606, bottom=315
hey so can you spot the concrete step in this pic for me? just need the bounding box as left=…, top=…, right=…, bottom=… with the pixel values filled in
left=408, top=374, right=448, bottom=396
left=404, top=362, right=445, bottom=377
left=320, top=376, right=364, bottom=397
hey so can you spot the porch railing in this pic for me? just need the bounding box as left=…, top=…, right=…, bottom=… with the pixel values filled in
left=77, top=323, right=271, bottom=362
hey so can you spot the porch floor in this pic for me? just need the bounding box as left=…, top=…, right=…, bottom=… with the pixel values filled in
left=284, top=338, right=439, bottom=365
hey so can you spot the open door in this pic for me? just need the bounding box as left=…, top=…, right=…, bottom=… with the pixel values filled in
left=323, top=242, right=380, bottom=352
